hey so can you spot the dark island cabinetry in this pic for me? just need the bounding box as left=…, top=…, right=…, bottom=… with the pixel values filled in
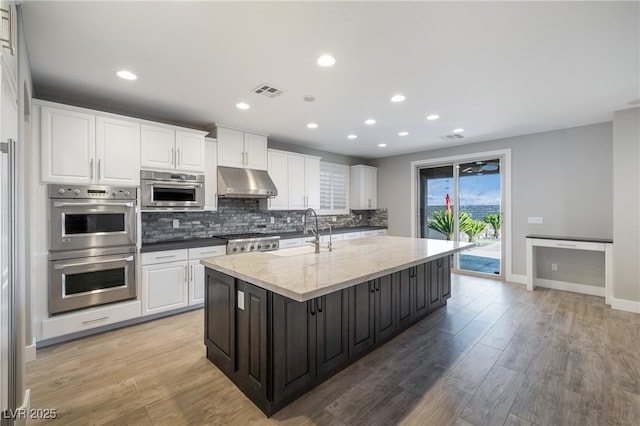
left=204, top=255, right=452, bottom=416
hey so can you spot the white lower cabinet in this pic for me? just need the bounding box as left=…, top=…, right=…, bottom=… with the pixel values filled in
left=141, top=249, right=189, bottom=315
left=187, top=245, right=226, bottom=305
left=141, top=246, right=226, bottom=315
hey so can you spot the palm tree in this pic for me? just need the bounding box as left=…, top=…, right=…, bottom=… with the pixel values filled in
left=427, top=211, right=472, bottom=240
left=483, top=214, right=501, bottom=239
left=465, top=220, right=488, bottom=243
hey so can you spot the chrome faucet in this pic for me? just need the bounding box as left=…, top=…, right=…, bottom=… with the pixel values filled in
left=303, top=208, right=320, bottom=253
left=324, top=220, right=333, bottom=251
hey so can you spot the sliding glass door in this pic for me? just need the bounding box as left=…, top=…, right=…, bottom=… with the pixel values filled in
left=419, top=158, right=503, bottom=277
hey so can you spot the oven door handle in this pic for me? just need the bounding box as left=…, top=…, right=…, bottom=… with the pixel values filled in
left=149, top=182, right=202, bottom=189
left=53, top=201, right=135, bottom=208
left=54, top=255, right=134, bottom=270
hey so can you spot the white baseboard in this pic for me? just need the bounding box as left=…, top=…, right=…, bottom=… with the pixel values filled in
left=610, top=297, right=640, bottom=314
left=14, top=389, right=30, bottom=426
left=535, top=278, right=605, bottom=297
left=25, top=339, right=36, bottom=362
left=507, top=273, right=527, bottom=285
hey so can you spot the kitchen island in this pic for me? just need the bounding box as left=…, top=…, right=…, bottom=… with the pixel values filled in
left=201, top=236, right=473, bottom=416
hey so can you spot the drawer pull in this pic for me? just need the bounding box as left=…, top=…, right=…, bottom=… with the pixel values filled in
left=556, top=243, right=577, bottom=247
left=198, top=251, right=221, bottom=256
left=154, top=255, right=177, bottom=259
left=82, top=316, right=109, bottom=325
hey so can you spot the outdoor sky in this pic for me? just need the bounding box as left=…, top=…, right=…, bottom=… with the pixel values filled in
left=427, top=174, right=501, bottom=206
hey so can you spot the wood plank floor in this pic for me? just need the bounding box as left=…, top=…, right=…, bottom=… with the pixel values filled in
left=27, top=275, right=640, bottom=425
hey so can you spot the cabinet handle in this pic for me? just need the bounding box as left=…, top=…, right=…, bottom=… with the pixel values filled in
left=369, top=282, right=375, bottom=293
left=82, top=316, right=109, bottom=325
left=154, top=254, right=176, bottom=260
left=309, top=299, right=316, bottom=316
left=437, top=259, right=443, bottom=268
left=90, top=158, right=94, bottom=179
left=245, top=151, right=249, bottom=165
left=97, top=159, right=101, bottom=180
left=375, top=281, right=380, bottom=292
left=177, top=149, right=181, bottom=166
left=189, top=265, right=192, bottom=282
left=184, top=265, right=188, bottom=283
left=316, top=297, right=323, bottom=313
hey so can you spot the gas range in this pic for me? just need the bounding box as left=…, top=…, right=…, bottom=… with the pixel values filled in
left=216, top=233, right=280, bottom=254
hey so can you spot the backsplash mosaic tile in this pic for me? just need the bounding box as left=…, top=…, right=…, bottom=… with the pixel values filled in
left=142, top=198, right=388, bottom=243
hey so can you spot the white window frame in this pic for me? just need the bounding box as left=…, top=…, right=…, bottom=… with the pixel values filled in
left=318, top=162, right=350, bottom=215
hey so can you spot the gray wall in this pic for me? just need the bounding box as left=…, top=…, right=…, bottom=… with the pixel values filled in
left=613, top=107, right=640, bottom=303
left=373, top=122, right=613, bottom=278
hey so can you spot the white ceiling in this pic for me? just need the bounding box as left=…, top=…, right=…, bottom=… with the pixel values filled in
left=20, top=1, right=639, bottom=159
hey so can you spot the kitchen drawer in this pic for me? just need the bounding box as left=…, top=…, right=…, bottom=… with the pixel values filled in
left=342, top=232, right=361, bottom=240
left=41, top=300, right=141, bottom=340
left=361, top=229, right=387, bottom=238
left=189, top=245, right=226, bottom=259
left=141, top=249, right=188, bottom=265
left=280, top=238, right=304, bottom=248
left=321, top=233, right=344, bottom=244
left=532, top=239, right=605, bottom=252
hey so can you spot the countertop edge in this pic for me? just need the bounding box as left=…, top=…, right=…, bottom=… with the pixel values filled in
left=202, top=242, right=471, bottom=302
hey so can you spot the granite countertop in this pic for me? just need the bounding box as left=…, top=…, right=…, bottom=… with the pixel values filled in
left=140, top=226, right=387, bottom=253
left=201, top=236, right=474, bottom=302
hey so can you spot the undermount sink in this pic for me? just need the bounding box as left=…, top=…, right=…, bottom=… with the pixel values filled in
left=269, top=245, right=331, bottom=257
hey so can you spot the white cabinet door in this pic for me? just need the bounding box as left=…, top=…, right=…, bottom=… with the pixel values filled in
left=95, top=116, right=140, bottom=186
left=305, top=157, right=320, bottom=210
left=244, top=132, right=268, bottom=170
left=350, top=165, right=378, bottom=209
left=288, top=154, right=306, bottom=210
left=265, top=150, right=288, bottom=210
left=40, top=106, right=95, bottom=184
left=140, top=124, right=175, bottom=170
left=217, top=127, right=245, bottom=168
left=176, top=130, right=205, bottom=172
left=204, top=139, right=217, bottom=211
left=141, top=261, right=188, bottom=315
left=189, top=260, right=205, bottom=305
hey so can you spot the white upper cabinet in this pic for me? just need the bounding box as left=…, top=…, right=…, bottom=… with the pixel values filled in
left=140, top=124, right=205, bottom=172
left=175, top=130, right=206, bottom=172
left=264, top=150, right=289, bottom=210
left=96, top=116, right=140, bottom=186
left=40, top=102, right=141, bottom=185
left=216, top=126, right=267, bottom=171
left=350, top=165, right=378, bottom=210
left=288, top=154, right=320, bottom=210
left=140, top=125, right=174, bottom=170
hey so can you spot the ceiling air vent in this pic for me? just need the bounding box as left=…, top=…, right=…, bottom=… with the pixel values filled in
left=439, top=134, right=465, bottom=141
left=252, top=83, right=284, bottom=98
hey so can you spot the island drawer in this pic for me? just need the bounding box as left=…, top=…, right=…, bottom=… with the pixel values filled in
left=141, top=249, right=188, bottom=265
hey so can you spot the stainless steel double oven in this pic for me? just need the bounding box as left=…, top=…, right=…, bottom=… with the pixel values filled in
left=48, top=185, right=137, bottom=315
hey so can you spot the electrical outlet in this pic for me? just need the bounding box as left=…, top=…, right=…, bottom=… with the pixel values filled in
left=332, top=216, right=337, bottom=222
left=551, top=263, right=558, bottom=271
left=287, top=217, right=290, bottom=223
left=358, top=215, right=362, bottom=220
left=528, top=217, right=543, bottom=224
left=302, top=215, right=306, bottom=222
left=172, top=219, right=179, bottom=228
left=270, top=217, right=275, bottom=224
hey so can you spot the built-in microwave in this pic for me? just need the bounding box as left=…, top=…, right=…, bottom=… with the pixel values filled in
left=140, top=170, right=205, bottom=210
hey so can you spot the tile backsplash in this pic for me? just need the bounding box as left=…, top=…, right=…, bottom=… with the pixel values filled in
left=142, top=198, right=388, bottom=244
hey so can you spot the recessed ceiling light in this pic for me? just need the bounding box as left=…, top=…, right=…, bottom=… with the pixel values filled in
left=116, top=70, right=137, bottom=80
left=365, top=119, right=376, bottom=125
left=426, top=114, right=440, bottom=120
left=307, top=123, right=318, bottom=129
left=453, top=128, right=464, bottom=133
left=398, top=131, right=409, bottom=136
left=348, top=134, right=357, bottom=140
left=317, top=55, right=336, bottom=67
left=391, top=94, right=405, bottom=103
left=378, top=143, right=387, bottom=148
left=236, top=102, right=250, bottom=110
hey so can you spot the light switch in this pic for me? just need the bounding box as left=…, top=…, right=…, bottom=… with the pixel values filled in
left=528, top=217, right=543, bottom=224
left=237, top=290, right=244, bottom=310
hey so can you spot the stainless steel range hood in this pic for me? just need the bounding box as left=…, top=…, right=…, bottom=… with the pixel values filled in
left=217, top=166, right=278, bottom=198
